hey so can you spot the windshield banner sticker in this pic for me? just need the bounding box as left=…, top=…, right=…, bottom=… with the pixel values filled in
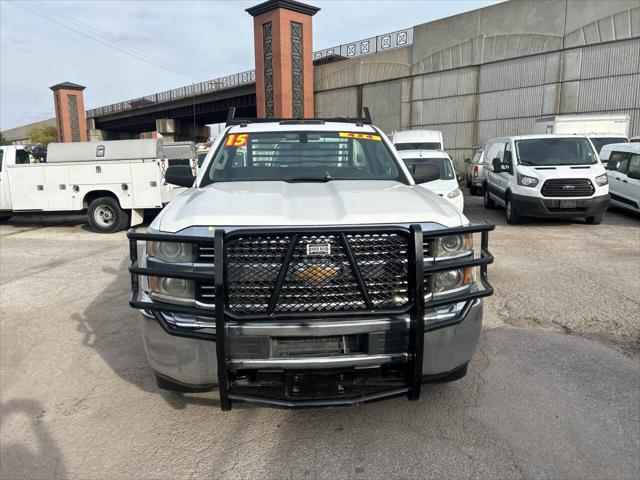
left=339, top=132, right=381, bottom=141
left=225, top=134, right=248, bottom=147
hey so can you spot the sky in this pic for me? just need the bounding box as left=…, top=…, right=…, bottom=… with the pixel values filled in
left=0, top=0, right=502, bottom=130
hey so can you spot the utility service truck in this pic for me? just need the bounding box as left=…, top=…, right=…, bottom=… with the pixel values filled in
left=533, top=114, right=630, bottom=154
left=0, top=138, right=183, bottom=233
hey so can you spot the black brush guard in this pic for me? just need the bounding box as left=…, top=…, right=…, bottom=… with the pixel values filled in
left=128, top=224, right=495, bottom=410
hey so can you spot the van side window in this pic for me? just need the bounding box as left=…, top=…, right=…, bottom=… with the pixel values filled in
left=628, top=154, right=640, bottom=178
left=611, top=152, right=631, bottom=174
left=15, top=149, right=30, bottom=165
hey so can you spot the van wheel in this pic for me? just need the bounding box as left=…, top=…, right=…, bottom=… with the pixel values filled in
left=87, top=197, right=128, bottom=233
left=586, top=214, right=604, bottom=225
left=505, top=195, right=521, bottom=225
left=483, top=186, right=495, bottom=209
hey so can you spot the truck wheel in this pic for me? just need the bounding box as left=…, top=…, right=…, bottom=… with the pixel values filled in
left=87, top=197, right=128, bottom=233
left=483, top=186, right=495, bottom=209
left=505, top=195, right=522, bottom=225
left=586, top=214, right=604, bottom=225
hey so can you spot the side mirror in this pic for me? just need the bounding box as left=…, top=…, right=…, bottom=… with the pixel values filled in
left=165, top=165, right=196, bottom=187
left=411, top=163, right=441, bottom=184
left=606, top=160, right=618, bottom=170
left=456, top=173, right=464, bottom=182
left=492, top=157, right=503, bottom=173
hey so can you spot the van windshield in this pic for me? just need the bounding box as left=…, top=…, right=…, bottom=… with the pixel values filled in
left=515, top=138, right=597, bottom=166
left=402, top=157, right=454, bottom=180
left=202, top=131, right=404, bottom=184
left=395, top=142, right=441, bottom=151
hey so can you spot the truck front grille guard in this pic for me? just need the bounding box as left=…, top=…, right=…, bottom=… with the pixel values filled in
left=127, top=224, right=495, bottom=410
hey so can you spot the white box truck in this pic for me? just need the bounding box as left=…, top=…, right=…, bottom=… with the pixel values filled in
left=0, top=139, right=184, bottom=233
left=533, top=114, right=630, bottom=154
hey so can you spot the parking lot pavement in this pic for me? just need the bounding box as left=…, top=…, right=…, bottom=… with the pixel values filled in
left=1, top=205, right=638, bottom=480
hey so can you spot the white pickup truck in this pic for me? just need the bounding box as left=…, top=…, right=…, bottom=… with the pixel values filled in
left=127, top=109, right=495, bottom=410
left=0, top=139, right=184, bottom=233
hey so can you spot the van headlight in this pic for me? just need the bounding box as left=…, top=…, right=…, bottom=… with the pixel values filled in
left=595, top=174, right=608, bottom=186
left=434, top=267, right=474, bottom=294
left=517, top=174, right=539, bottom=187
left=149, top=276, right=195, bottom=302
left=147, top=241, right=195, bottom=263
left=447, top=188, right=461, bottom=199
left=436, top=233, right=473, bottom=257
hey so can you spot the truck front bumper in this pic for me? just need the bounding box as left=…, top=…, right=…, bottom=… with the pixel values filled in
left=511, top=193, right=610, bottom=218
left=140, top=298, right=483, bottom=406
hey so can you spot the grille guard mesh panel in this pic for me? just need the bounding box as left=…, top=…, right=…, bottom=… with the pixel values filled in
left=224, top=232, right=409, bottom=315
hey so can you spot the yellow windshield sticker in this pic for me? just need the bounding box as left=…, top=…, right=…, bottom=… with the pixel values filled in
left=225, top=133, right=248, bottom=147
left=339, top=132, right=381, bottom=141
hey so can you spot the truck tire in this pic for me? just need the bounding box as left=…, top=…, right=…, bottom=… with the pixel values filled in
left=505, top=194, right=522, bottom=225
left=87, top=197, right=129, bottom=233
left=586, top=214, right=604, bottom=225
left=483, top=185, right=495, bottom=209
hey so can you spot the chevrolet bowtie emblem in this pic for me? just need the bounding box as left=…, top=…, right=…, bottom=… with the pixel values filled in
left=294, top=264, right=339, bottom=285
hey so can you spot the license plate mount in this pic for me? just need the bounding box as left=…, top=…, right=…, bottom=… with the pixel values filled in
left=559, top=200, right=576, bottom=209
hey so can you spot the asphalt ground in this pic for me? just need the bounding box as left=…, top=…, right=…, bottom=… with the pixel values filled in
left=1, top=191, right=638, bottom=479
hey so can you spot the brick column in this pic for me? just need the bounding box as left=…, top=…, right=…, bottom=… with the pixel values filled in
left=50, top=82, right=88, bottom=142
left=247, top=0, right=319, bottom=118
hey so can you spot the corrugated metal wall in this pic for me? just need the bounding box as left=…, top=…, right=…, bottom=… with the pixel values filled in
left=406, top=37, right=640, bottom=163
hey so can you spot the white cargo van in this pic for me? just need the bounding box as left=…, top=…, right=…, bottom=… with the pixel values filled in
left=392, top=130, right=443, bottom=151
left=483, top=134, right=610, bottom=224
left=397, top=150, right=464, bottom=211
left=0, top=139, right=183, bottom=233
left=600, top=143, right=640, bottom=214
left=533, top=114, right=630, bottom=154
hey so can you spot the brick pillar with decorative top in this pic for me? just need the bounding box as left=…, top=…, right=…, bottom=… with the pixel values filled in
left=50, top=82, right=88, bottom=142
left=247, top=0, right=319, bottom=119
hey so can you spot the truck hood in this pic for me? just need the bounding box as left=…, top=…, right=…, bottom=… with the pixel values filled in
left=155, top=180, right=465, bottom=232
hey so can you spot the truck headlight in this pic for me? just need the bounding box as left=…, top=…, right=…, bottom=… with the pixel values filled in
left=447, top=188, right=462, bottom=199
left=434, top=267, right=474, bottom=294
left=517, top=174, right=539, bottom=187
left=149, top=276, right=195, bottom=302
left=147, top=241, right=195, bottom=263
left=595, top=174, right=608, bottom=186
left=436, top=233, right=473, bottom=257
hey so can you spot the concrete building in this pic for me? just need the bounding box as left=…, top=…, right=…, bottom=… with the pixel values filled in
left=313, top=0, right=640, bottom=161
left=3, top=0, right=639, bottom=160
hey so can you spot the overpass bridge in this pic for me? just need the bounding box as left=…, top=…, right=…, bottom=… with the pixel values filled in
left=85, top=27, right=414, bottom=141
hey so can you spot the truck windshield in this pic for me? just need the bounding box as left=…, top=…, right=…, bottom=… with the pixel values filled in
left=395, top=142, right=441, bottom=151
left=203, top=131, right=404, bottom=184
left=515, top=138, right=597, bottom=166
left=402, top=157, right=454, bottom=180
left=590, top=137, right=628, bottom=154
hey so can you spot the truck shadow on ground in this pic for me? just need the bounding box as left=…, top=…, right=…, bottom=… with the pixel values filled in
left=70, top=259, right=220, bottom=409
left=0, top=398, right=68, bottom=479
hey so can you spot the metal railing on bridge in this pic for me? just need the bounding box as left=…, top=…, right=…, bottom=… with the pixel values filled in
left=86, top=27, right=413, bottom=119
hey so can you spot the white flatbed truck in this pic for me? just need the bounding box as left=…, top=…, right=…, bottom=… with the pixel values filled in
left=0, top=139, right=184, bottom=233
